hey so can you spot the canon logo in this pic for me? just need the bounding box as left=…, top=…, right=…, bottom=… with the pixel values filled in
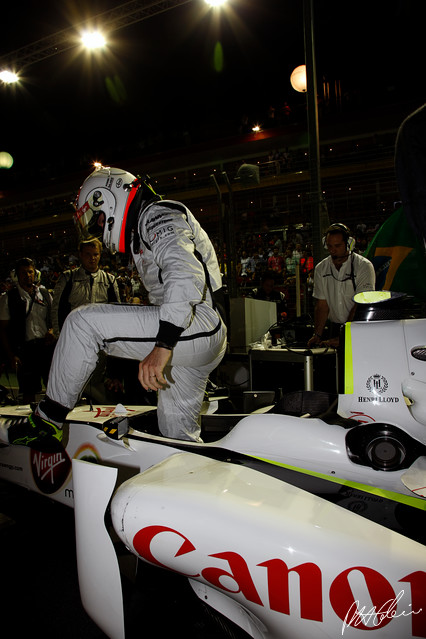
left=133, top=525, right=426, bottom=636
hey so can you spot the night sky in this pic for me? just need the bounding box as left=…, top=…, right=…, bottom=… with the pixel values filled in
left=0, top=0, right=425, bottom=188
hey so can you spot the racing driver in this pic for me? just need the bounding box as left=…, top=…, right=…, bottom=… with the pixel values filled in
left=2, top=166, right=227, bottom=447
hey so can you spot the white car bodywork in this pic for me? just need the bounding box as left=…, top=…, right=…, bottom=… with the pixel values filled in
left=1, top=307, right=426, bottom=638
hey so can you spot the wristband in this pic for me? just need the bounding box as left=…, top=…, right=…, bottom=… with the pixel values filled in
left=156, top=319, right=184, bottom=346
left=155, top=341, right=173, bottom=350
left=314, top=332, right=322, bottom=339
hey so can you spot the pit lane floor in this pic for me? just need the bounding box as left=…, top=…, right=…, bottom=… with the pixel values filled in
left=0, top=480, right=248, bottom=639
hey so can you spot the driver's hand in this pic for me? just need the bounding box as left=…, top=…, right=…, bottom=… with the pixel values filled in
left=138, top=346, right=172, bottom=391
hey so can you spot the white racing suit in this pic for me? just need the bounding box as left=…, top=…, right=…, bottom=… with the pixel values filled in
left=46, top=199, right=227, bottom=441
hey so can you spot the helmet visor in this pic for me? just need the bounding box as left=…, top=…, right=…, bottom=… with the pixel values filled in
left=73, top=188, right=114, bottom=243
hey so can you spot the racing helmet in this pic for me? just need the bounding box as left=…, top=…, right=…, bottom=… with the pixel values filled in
left=74, top=166, right=139, bottom=254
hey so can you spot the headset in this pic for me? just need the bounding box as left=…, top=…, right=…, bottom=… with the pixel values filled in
left=322, top=223, right=355, bottom=252
left=322, top=223, right=357, bottom=290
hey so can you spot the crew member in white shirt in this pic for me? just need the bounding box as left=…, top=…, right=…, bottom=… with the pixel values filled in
left=307, top=223, right=375, bottom=348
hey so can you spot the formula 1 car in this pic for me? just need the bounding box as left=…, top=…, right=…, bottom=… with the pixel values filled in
left=0, top=291, right=425, bottom=639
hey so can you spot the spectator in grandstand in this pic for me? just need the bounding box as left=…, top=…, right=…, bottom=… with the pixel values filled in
left=116, top=266, right=133, bottom=302
left=238, top=251, right=255, bottom=279
left=284, top=247, right=298, bottom=277
left=267, top=246, right=285, bottom=278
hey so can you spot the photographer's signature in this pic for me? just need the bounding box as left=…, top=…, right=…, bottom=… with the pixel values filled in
left=342, top=590, right=422, bottom=635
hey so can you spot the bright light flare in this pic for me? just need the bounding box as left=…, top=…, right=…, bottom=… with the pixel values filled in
left=0, top=152, right=14, bottom=169
left=290, top=65, right=307, bottom=93
left=80, top=31, right=106, bottom=50
left=205, top=0, right=228, bottom=6
left=0, top=70, right=19, bottom=84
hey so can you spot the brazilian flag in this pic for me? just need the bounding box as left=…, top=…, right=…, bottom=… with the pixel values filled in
left=364, top=206, right=426, bottom=300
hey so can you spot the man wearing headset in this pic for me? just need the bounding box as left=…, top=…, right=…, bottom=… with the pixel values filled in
left=307, top=223, right=375, bottom=348
left=1, top=166, right=227, bottom=449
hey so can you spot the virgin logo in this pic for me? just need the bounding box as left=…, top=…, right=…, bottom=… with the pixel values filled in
left=133, top=525, right=426, bottom=636
left=31, top=449, right=72, bottom=494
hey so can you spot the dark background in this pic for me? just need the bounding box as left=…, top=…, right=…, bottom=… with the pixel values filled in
left=1, top=0, right=425, bottom=190
left=0, top=478, right=249, bottom=638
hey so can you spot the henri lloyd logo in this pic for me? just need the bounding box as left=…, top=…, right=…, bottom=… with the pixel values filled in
left=359, top=373, right=399, bottom=403
left=366, top=374, right=388, bottom=394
